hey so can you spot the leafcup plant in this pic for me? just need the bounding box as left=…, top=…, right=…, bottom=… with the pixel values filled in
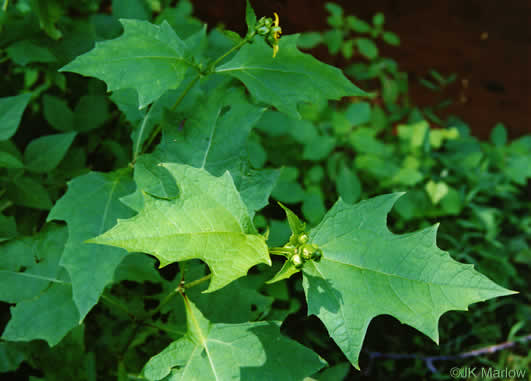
left=0, top=0, right=516, bottom=379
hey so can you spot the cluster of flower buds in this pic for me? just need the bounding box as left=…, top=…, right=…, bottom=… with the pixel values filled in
left=284, top=233, right=323, bottom=269
left=255, top=13, right=282, bottom=57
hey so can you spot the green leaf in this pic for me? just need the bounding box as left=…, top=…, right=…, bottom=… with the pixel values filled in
left=216, top=35, right=366, bottom=119
left=0, top=224, right=67, bottom=303
left=302, top=193, right=515, bottom=369
left=0, top=150, right=24, bottom=169
left=0, top=214, right=18, bottom=243
left=336, top=164, right=361, bottom=204
left=372, top=13, right=385, bottom=27
left=346, top=16, right=371, bottom=34
left=23, top=132, right=77, bottom=173
left=2, top=283, right=80, bottom=346
left=356, top=38, right=379, bottom=60
left=245, top=0, right=257, bottom=35
left=89, top=164, right=271, bottom=293
left=47, top=170, right=136, bottom=320
left=490, top=123, right=507, bottom=147
left=7, top=177, right=52, bottom=210
left=6, top=40, right=56, bottom=66
left=60, top=19, right=192, bottom=109
left=297, top=32, right=323, bottom=49
left=73, top=95, right=109, bottom=132
left=112, top=0, right=151, bottom=20
left=425, top=180, right=449, bottom=205
left=0, top=94, right=32, bottom=141
left=142, top=297, right=326, bottom=380
left=43, top=95, right=75, bottom=132
left=136, top=86, right=278, bottom=215
left=303, top=135, right=336, bottom=161
left=382, top=31, right=400, bottom=46
left=278, top=202, right=305, bottom=235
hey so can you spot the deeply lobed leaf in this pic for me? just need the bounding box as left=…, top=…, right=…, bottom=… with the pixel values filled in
left=302, top=193, right=515, bottom=368
left=89, top=164, right=271, bottom=292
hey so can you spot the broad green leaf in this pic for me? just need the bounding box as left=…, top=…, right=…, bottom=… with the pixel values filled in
left=0, top=94, right=32, bottom=141
left=43, top=94, right=75, bottom=132
left=0, top=224, right=67, bottom=303
left=157, top=87, right=265, bottom=176
left=302, top=193, right=515, bottom=369
left=6, top=177, right=52, bottom=210
left=23, top=132, right=77, bottom=173
left=73, top=95, right=109, bottom=132
left=89, top=164, right=271, bottom=292
left=6, top=40, right=56, bottom=66
left=303, top=135, right=336, bottom=161
left=216, top=35, right=366, bottom=119
left=60, top=19, right=192, bottom=109
left=2, top=283, right=80, bottom=346
left=142, top=297, right=326, bottom=380
left=47, top=170, right=136, bottom=320
left=0, top=151, right=24, bottom=169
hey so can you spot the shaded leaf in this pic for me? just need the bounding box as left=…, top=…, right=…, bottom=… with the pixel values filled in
left=47, top=170, right=135, bottom=320
left=24, top=132, right=77, bottom=173
left=0, top=94, right=32, bottom=141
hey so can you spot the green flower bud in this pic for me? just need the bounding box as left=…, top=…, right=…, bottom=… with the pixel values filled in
left=291, top=254, right=304, bottom=268
left=298, top=233, right=309, bottom=245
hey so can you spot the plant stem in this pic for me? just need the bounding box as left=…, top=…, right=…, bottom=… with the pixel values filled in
left=183, top=273, right=212, bottom=289
left=269, top=246, right=296, bottom=257
left=207, top=33, right=254, bottom=72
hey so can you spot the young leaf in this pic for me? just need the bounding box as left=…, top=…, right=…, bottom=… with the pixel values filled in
left=0, top=94, right=32, bottom=141
left=47, top=170, right=136, bottom=320
left=23, top=132, right=77, bottom=173
left=216, top=35, right=366, bottom=119
left=302, top=193, right=515, bottom=369
left=60, top=20, right=193, bottom=109
left=89, top=164, right=271, bottom=292
left=142, top=297, right=326, bottom=380
left=245, top=0, right=257, bottom=35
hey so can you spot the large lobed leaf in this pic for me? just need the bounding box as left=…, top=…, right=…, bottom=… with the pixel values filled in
left=47, top=170, right=136, bottom=320
left=302, top=193, right=515, bottom=368
left=142, top=296, right=326, bottom=380
left=216, top=35, right=366, bottom=119
left=60, top=19, right=193, bottom=109
left=89, top=164, right=271, bottom=292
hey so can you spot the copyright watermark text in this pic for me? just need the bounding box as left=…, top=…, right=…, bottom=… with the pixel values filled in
left=450, top=366, right=527, bottom=379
